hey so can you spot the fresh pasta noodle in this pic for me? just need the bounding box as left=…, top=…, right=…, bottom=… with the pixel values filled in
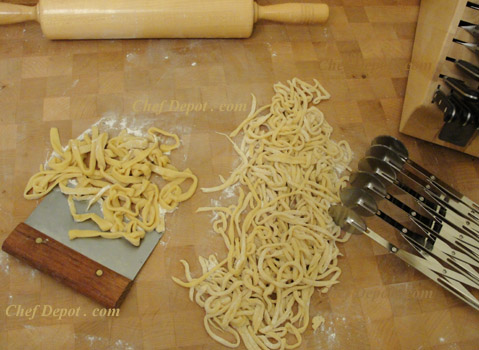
left=173, top=78, right=352, bottom=349
left=24, top=126, right=198, bottom=246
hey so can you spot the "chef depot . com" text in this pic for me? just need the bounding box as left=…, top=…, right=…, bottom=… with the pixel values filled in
left=5, top=304, right=120, bottom=320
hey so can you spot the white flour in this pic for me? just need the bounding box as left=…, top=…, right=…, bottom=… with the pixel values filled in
left=220, top=182, right=240, bottom=200
left=0, top=251, right=10, bottom=275
left=113, top=339, right=135, bottom=350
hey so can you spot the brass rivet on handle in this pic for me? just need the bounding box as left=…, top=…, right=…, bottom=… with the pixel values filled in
left=96, top=269, right=103, bottom=277
left=35, top=237, right=43, bottom=244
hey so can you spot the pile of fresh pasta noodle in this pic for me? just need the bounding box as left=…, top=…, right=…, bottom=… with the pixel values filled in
left=173, top=78, right=352, bottom=349
left=24, top=126, right=198, bottom=246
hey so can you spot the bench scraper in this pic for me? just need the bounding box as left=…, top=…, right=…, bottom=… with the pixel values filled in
left=2, top=187, right=164, bottom=308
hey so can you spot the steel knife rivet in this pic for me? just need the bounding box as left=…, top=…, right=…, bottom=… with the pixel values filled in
left=460, top=235, right=464, bottom=239
left=466, top=221, right=470, bottom=225
left=451, top=251, right=456, bottom=255
left=412, top=211, right=416, bottom=216
left=426, top=184, right=431, bottom=189
left=402, top=228, right=408, bottom=233
left=391, top=246, right=398, bottom=253
left=443, top=269, right=447, bottom=274
left=419, top=196, right=424, bottom=201
left=430, top=175, right=436, bottom=180
left=386, top=194, right=391, bottom=199
left=35, top=237, right=43, bottom=244
left=96, top=269, right=104, bottom=277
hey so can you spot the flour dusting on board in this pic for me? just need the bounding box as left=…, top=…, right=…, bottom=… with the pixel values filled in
left=82, top=335, right=109, bottom=348
left=113, top=339, right=135, bottom=350
left=0, top=251, right=10, bottom=275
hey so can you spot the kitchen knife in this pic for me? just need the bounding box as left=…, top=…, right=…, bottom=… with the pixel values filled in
left=459, top=20, right=479, bottom=39
left=467, top=1, right=479, bottom=11
left=438, top=92, right=477, bottom=146
left=441, top=75, right=479, bottom=101
left=453, top=38, right=479, bottom=55
left=2, top=187, right=163, bottom=308
left=433, top=89, right=457, bottom=123
left=446, top=57, right=479, bottom=80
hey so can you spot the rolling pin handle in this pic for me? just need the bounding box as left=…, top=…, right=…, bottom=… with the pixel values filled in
left=254, top=2, right=329, bottom=24
left=0, top=2, right=37, bottom=25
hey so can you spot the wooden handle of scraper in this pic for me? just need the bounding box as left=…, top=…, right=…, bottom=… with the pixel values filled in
left=0, top=0, right=328, bottom=39
left=2, top=223, right=133, bottom=308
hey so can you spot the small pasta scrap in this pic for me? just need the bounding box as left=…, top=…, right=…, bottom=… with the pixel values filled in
left=24, top=126, right=198, bottom=246
left=173, top=78, right=352, bottom=349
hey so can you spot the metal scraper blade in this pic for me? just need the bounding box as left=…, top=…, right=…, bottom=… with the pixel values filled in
left=25, top=187, right=164, bottom=281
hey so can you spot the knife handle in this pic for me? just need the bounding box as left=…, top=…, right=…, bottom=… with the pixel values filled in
left=2, top=223, right=132, bottom=308
left=433, top=89, right=456, bottom=123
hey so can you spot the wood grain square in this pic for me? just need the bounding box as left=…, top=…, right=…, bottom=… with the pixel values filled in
left=450, top=306, right=479, bottom=341
left=137, top=280, right=172, bottom=315
left=0, top=40, right=23, bottom=59
left=72, top=53, right=98, bottom=76
left=98, top=51, right=125, bottom=72
left=70, top=95, right=97, bottom=120
left=285, top=25, right=312, bottom=42
left=124, top=69, right=152, bottom=92
left=15, top=98, right=43, bottom=124
left=348, top=256, right=383, bottom=288
left=110, top=317, right=143, bottom=350
left=43, top=96, right=70, bottom=121
left=45, top=75, right=73, bottom=97
left=96, top=93, right=124, bottom=116
left=69, top=74, right=98, bottom=96
left=4, top=292, right=43, bottom=331
left=342, top=230, right=374, bottom=258
left=365, top=6, right=419, bottom=23
left=174, top=309, right=212, bottom=348
left=346, top=79, right=376, bottom=100
left=358, top=39, right=384, bottom=59
left=7, top=324, right=74, bottom=350
left=73, top=320, right=112, bottom=349
left=20, top=77, right=47, bottom=100
left=393, top=313, right=429, bottom=350
left=21, top=56, right=50, bottom=79
left=141, top=313, right=176, bottom=350
left=371, top=23, right=399, bottom=40
left=291, top=41, right=318, bottom=61
left=344, top=6, right=369, bottom=23
left=47, top=55, right=73, bottom=77
left=370, top=77, right=397, bottom=98
left=377, top=253, right=423, bottom=286
left=98, top=71, right=124, bottom=94
left=358, top=285, right=393, bottom=320
left=0, top=124, right=17, bottom=151
left=422, top=310, right=458, bottom=347
left=366, top=318, right=402, bottom=350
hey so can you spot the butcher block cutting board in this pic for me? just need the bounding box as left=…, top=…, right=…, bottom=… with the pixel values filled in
left=1, top=0, right=479, bottom=349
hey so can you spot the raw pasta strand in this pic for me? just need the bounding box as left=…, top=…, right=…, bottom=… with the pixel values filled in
left=173, top=78, right=352, bottom=349
left=24, top=126, right=198, bottom=246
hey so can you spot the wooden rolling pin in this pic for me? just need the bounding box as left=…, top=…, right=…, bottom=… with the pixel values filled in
left=0, top=0, right=328, bottom=39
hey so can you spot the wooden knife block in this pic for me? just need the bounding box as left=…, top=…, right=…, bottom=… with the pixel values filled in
left=400, top=0, right=479, bottom=156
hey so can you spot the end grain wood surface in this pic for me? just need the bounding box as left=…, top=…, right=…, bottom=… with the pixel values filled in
left=1, top=0, right=479, bottom=349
